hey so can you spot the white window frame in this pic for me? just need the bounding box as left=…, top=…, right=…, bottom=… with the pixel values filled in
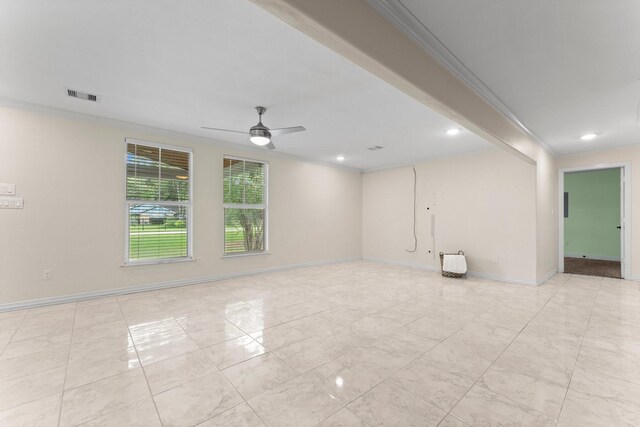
left=223, top=155, right=269, bottom=257
left=124, top=138, right=193, bottom=265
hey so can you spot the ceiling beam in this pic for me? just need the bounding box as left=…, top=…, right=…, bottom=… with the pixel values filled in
left=249, top=0, right=542, bottom=165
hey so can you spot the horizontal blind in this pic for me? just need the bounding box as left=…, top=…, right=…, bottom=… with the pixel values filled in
left=127, top=144, right=190, bottom=202
left=223, top=158, right=245, bottom=204
left=223, top=158, right=264, bottom=205
left=127, top=142, right=191, bottom=262
left=223, top=157, right=266, bottom=254
left=126, top=144, right=160, bottom=200
left=244, top=161, right=264, bottom=205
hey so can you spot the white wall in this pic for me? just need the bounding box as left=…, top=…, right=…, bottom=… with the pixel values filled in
left=0, top=106, right=363, bottom=306
left=362, top=148, right=539, bottom=284
left=535, top=147, right=558, bottom=281
left=557, top=145, right=640, bottom=279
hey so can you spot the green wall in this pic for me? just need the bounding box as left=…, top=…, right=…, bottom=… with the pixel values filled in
left=564, top=168, right=620, bottom=259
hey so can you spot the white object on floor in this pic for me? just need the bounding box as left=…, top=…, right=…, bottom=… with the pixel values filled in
left=443, top=254, right=467, bottom=274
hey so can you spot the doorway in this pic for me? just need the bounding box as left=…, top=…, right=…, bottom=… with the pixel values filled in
left=558, top=163, right=631, bottom=279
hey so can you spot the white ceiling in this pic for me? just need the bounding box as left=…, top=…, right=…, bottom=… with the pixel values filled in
left=0, top=0, right=490, bottom=170
left=392, top=0, right=640, bottom=155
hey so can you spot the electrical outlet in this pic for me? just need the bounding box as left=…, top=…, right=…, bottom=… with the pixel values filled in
left=42, top=269, right=52, bottom=280
left=196, top=257, right=204, bottom=265
left=491, top=256, right=499, bottom=264
left=565, top=241, right=569, bottom=246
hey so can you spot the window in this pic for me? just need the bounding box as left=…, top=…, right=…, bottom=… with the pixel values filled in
left=125, top=139, right=192, bottom=263
left=223, top=156, right=268, bottom=254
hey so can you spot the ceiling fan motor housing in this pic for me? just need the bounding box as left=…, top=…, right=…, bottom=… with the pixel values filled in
left=249, top=121, right=271, bottom=145
left=202, top=105, right=303, bottom=149
left=250, top=106, right=271, bottom=145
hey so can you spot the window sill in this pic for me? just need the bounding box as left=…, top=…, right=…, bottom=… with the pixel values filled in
left=222, top=251, right=271, bottom=259
left=121, top=257, right=194, bottom=267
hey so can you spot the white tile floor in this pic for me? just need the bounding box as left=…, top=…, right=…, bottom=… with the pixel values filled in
left=0, top=261, right=639, bottom=426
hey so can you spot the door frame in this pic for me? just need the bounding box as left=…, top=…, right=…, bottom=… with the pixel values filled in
left=558, top=162, right=631, bottom=279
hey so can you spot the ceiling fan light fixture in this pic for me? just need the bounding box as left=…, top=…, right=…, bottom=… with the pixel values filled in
left=250, top=128, right=271, bottom=146
left=202, top=106, right=304, bottom=151
left=446, top=128, right=461, bottom=136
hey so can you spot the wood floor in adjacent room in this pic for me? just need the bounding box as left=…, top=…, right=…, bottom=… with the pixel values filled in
left=0, top=262, right=638, bottom=426
left=564, top=257, right=622, bottom=279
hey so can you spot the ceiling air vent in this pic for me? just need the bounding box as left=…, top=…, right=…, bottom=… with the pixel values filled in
left=367, top=146, right=384, bottom=151
left=66, top=89, right=98, bottom=102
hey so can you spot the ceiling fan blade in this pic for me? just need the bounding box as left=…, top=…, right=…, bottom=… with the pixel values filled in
left=265, top=142, right=276, bottom=150
left=270, top=126, right=306, bottom=136
left=201, top=126, right=248, bottom=135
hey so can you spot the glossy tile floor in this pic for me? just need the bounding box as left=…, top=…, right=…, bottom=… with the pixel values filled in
left=0, top=262, right=639, bottom=426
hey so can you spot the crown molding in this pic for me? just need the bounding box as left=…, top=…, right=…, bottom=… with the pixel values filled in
left=367, top=0, right=556, bottom=155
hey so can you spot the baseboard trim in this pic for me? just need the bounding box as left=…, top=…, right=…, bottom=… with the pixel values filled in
left=466, top=271, right=538, bottom=287
left=362, top=256, right=539, bottom=286
left=564, top=254, right=621, bottom=262
left=363, top=256, right=440, bottom=273
left=0, top=257, right=362, bottom=313
left=537, top=269, right=558, bottom=286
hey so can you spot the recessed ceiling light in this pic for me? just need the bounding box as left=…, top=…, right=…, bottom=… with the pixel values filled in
left=446, top=128, right=461, bottom=136
left=336, top=155, right=345, bottom=161
left=580, top=133, right=597, bottom=141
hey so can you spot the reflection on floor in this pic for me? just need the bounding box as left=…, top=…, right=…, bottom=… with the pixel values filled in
left=564, top=257, right=621, bottom=279
left=0, top=261, right=639, bottom=426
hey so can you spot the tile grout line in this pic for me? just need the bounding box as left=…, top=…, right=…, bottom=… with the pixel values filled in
left=555, top=277, right=603, bottom=423
left=0, top=310, right=28, bottom=357
left=266, top=351, right=349, bottom=426
left=357, top=286, right=538, bottom=418
left=55, top=301, right=310, bottom=405
left=438, top=276, right=571, bottom=424
left=57, top=299, right=160, bottom=426
left=0, top=368, right=69, bottom=417
left=218, top=360, right=271, bottom=426
left=0, top=305, right=77, bottom=414
left=188, top=304, right=351, bottom=426
left=172, top=295, right=293, bottom=426
left=305, top=304, right=484, bottom=425
left=120, top=289, right=337, bottom=425
left=262, top=278, right=517, bottom=424
left=5, top=267, right=624, bottom=426
left=312, top=405, right=368, bottom=426
left=57, top=302, right=78, bottom=427
left=166, top=293, right=291, bottom=420
left=0, top=276, right=500, bottom=406
left=116, top=297, right=164, bottom=426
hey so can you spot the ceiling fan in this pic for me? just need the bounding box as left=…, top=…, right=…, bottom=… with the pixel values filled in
left=202, top=106, right=305, bottom=150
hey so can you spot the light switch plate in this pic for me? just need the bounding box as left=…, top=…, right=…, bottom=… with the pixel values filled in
left=0, top=183, right=16, bottom=195
left=0, top=197, right=23, bottom=209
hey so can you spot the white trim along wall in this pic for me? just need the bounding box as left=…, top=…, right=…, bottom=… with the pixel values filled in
left=0, top=257, right=361, bottom=313
left=557, top=162, right=632, bottom=279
